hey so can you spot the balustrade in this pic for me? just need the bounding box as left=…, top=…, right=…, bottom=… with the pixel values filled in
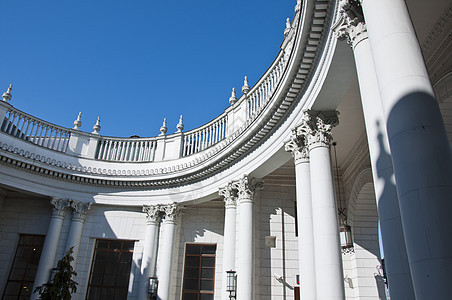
left=1, top=107, right=70, bottom=152
left=182, top=115, right=227, bottom=156
left=96, top=137, right=157, bottom=162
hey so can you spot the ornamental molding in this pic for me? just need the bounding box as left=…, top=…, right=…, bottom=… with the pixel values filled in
left=0, top=0, right=334, bottom=189
left=142, top=205, right=162, bottom=224
left=219, top=183, right=237, bottom=208
left=232, top=175, right=263, bottom=204
left=71, top=200, right=92, bottom=221
left=332, top=0, right=367, bottom=49
left=161, top=203, right=184, bottom=223
left=284, top=133, right=309, bottom=163
left=297, top=110, right=339, bottom=150
left=50, top=197, right=71, bottom=218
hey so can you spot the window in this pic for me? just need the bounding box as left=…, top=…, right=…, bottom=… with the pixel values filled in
left=86, top=239, right=134, bottom=300
left=182, top=243, right=216, bottom=300
left=2, top=234, right=45, bottom=300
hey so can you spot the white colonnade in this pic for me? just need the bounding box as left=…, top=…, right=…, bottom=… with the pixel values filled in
left=333, top=0, right=415, bottom=297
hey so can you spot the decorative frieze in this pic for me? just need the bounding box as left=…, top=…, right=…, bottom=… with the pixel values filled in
left=332, top=0, right=367, bottom=49
left=142, top=205, right=162, bottom=225
left=50, top=197, right=71, bottom=218
left=70, top=200, right=92, bottom=222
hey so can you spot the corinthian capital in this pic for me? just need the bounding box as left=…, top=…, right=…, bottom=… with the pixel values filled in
left=50, top=197, right=71, bottom=218
left=161, top=203, right=183, bottom=223
left=142, top=205, right=162, bottom=225
left=219, top=183, right=237, bottom=208
left=232, top=175, right=263, bottom=204
left=302, top=110, right=339, bottom=149
left=71, top=200, right=92, bottom=222
left=284, top=128, right=309, bottom=163
left=332, top=0, right=367, bottom=48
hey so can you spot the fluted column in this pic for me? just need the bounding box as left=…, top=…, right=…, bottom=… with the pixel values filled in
left=232, top=176, right=262, bottom=300
left=333, top=1, right=414, bottom=297
left=219, top=183, right=237, bottom=300
left=157, top=203, right=183, bottom=300
left=139, top=205, right=162, bottom=300
left=302, top=111, right=345, bottom=300
left=32, top=198, right=71, bottom=300
left=361, top=0, right=452, bottom=298
left=285, top=133, right=316, bottom=300
left=65, top=200, right=91, bottom=266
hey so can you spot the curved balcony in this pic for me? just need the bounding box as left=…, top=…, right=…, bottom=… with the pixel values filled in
left=0, top=0, right=335, bottom=204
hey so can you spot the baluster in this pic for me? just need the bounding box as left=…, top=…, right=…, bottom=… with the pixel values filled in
left=36, top=123, right=44, bottom=146
left=112, top=141, right=118, bottom=160
left=190, top=134, right=195, bottom=155
left=103, top=140, right=109, bottom=160
left=97, top=140, right=105, bottom=159
left=7, top=112, right=17, bottom=135
left=23, top=118, right=31, bottom=139
left=140, top=141, right=145, bottom=161
left=132, top=141, right=138, bottom=161
left=49, top=128, right=57, bottom=149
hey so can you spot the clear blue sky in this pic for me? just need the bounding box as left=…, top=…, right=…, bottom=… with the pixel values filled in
left=1, top=1, right=296, bottom=137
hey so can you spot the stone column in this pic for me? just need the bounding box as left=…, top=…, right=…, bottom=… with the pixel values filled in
left=219, top=183, right=237, bottom=300
left=285, top=133, right=316, bottom=300
left=302, top=111, right=345, bottom=300
left=232, top=175, right=262, bottom=300
left=361, top=0, right=452, bottom=298
left=32, top=197, right=71, bottom=300
left=333, top=1, right=414, bottom=297
left=138, top=205, right=162, bottom=300
left=65, top=200, right=91, bottom=266
left=157, top=203, right=183, bottom=300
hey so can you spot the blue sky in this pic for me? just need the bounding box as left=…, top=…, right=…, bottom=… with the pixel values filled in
left=1, top=1, right=296, bottom=137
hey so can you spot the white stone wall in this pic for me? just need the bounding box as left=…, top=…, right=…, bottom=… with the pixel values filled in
left=255, top=183, right=298, bottom=299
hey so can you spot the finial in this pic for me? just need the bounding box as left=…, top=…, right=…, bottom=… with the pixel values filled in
left=176, top=115, right=184, bottom=132
left=73, top=112, right=82, bottom=130
left=92, top=117, right=101, bottom=134
left=229, top=87, right=237, bottom=105
left=284, top=18, right=292, bottom=36
left=2, top=84, right=12, bottom=102
left=242, top=76, right=250, bottom=94
left=160, top=118, right=168, bottom=135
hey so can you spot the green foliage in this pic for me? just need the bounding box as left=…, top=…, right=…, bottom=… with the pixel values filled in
left=34, top=247, right=78, bottom=300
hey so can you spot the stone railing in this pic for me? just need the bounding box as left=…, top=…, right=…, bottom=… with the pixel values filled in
left=246, top=52, right=287, bottom=119
left=182, top=113, right=228, bottom=157
left=96, top=136, right=158, bottom=162
left=0, top=105, right=71, bottom=152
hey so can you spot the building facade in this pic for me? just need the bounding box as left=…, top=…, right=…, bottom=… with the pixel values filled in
left=0, top=0, right=451, bottom=299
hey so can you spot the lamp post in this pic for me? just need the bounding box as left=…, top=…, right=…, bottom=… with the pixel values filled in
left=148, top=276, right=158, bottom=300
left=226, top=270, right=237, bottom=299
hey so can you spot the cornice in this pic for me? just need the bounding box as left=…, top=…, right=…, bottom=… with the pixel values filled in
left=0, top=0, right=335, bottom=190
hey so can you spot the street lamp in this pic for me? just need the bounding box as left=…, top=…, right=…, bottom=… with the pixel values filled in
left=148, top=276, right=158, bottom=300
left=226, top=270, right=237, bottom=299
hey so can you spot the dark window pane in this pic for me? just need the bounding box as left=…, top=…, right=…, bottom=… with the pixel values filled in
left=182, top=292, right=198, bottom=300
left=184, top=278, right=199, bottom=291
left=201, top=268, right=214, bottom=279
left=185, top=256, right=200, bottom=267
left=97, top=240, right=109, bottom=249
left=186, top=244, right=201, bottom=255
left=2, top=235, right=45, bottom=300
left=184, top=266, right=200, bottom=278
left=200, top=294, right=214, bottom=300
left=200, top=279, right=214, bottom=291
left=201, top=245, right=216, bottom=254
left=201, top=257, right=215, bottom=268
left=88, top=239, right=133, bottom=300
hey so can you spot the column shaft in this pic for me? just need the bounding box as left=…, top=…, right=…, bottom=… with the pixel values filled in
left=65, top=201, right=91, bottom=266
left=32, top=198, right=70, bottom=300
left=294, top=158, right=316, bottom=300
left=220, top=186, right=237, bottom=300
left=139, top=205, right=161, bottom=300
left=352, top=31, right=414, bottom=297
left=157, top=219, right=176, bottom=300
left=362, top=0, right=452, bottom=297
left=237, top=200, right=253, bottom=299
left=310, top=145, right=345, bottom=300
